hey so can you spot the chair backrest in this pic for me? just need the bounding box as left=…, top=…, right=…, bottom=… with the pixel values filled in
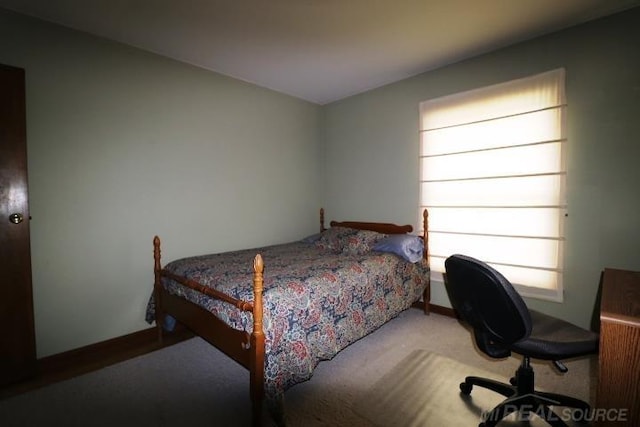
left=444, top=254, right=532, bottom=359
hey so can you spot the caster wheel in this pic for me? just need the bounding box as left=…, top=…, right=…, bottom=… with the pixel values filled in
left=509, top=376, right=517, bottom=386
left=460, top=382, right=473, bottom=395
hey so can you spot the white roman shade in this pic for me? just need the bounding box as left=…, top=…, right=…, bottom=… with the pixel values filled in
left=419, top=69, right=566, bottom=301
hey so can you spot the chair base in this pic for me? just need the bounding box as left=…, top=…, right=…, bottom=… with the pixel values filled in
left=460, top=358, right=590, bottom=427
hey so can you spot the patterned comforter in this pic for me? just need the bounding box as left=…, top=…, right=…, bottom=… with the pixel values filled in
left=146, top=240, right=428, bottom=398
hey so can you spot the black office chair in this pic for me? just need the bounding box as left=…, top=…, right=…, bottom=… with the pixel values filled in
left=444, top=254, right=599, bottom=427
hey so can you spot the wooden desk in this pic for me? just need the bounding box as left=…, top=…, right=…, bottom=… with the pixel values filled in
left=596, top=268, right=640, bottom=426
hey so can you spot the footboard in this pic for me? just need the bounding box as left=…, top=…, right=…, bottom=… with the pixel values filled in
left=153, top=237, right=265, bottom=425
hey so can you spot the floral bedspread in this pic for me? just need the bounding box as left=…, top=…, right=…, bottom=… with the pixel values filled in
left=146, top=240, right=428, bottom=398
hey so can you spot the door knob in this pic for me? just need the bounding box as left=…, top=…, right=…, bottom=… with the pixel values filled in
left=9, top=213, right=24, bottom=224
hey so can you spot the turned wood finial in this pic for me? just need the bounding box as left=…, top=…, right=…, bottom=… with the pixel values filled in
left=153, top=236, right=161, bottom=272
left=252, top=254, right=264, bottom=330
left=253, top=254, right=264, bottom=276
left=422, top=209, right=429, bottom=263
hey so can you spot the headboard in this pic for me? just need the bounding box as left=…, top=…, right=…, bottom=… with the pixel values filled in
left=318, top=208, right=429, bottom=264
left=328, top=220, right=412, bottom=235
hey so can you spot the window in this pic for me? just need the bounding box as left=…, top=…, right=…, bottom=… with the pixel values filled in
left=419, top=69, right=566, bottom=301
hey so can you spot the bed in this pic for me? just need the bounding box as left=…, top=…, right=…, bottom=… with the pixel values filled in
left=146, top=209, right=430, bottom=426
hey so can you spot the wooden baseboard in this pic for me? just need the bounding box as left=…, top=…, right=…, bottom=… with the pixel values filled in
left=428, top=304, right=457, bottom=318
left=0, top=326, right=193, bottom=400
left=411, top=301, right=457, bottom=318
left=1, top=305, right=456, bottom=401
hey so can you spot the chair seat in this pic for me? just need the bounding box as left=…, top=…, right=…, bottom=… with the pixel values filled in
left=510, top=309, right=599, bottom=361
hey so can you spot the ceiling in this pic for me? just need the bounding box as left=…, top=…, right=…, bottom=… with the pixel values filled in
left=1, top=0, right=638, bottom=104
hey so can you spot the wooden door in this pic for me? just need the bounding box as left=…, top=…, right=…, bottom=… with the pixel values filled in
left=0, top=63, right=36, bottom=386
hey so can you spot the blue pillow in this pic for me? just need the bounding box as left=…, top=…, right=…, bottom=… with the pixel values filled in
left=373, top=234, right=424, bottom=263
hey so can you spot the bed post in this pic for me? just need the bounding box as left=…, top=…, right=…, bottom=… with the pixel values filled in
left=422, top=209, right=430, bottom=315
left=250, top=254, right=266, bottom=426
left=320, top=208, right=325, bottom=232
left=153, top=236, right=165, bottom=343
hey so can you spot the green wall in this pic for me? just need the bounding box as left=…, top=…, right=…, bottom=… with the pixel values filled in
left=0, top=9, right=322, bottom=357
left=323, top=8, right=640, bottom=328
left=1, top=6, right=638, bottom=357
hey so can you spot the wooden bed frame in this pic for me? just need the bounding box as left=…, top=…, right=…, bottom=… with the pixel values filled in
left=152, top=209, right=430, bottom=426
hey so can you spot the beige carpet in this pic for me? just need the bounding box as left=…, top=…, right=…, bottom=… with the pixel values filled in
left=0, top=311, right=596, bottom=427
left=355, top=350, right=591, bottom=427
